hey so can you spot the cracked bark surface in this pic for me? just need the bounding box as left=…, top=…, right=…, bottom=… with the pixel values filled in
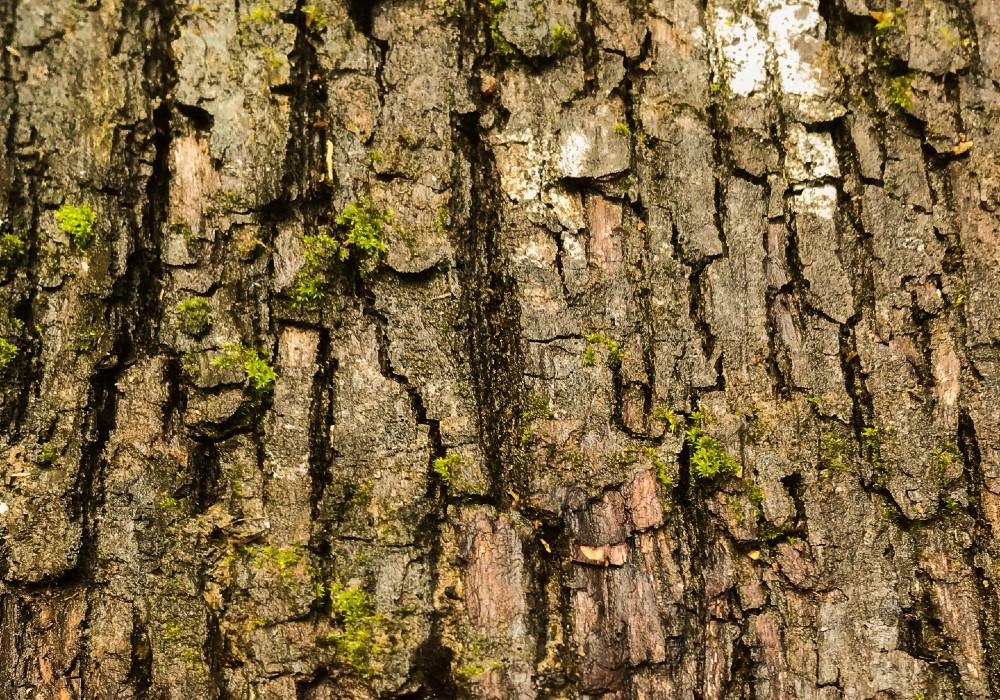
left=2, top=0, right=1000, bottom=698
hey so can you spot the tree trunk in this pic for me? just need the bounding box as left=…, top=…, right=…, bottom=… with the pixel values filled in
left=2, top=0, right=1000, bottom=697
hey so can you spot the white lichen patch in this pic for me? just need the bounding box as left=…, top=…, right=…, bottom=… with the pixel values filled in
left=543, top=187, right=584, bottom=232
left=785, top=123, right=840, bottom=182
left=760, top=0, right=844, bottom=121
left=493, top=129, right=544, bottom=202
left=561, top=233, right=587, bottom=268
left=707, top=0, right=843, bottom=120
left=764, top=1, right=824, bottom=94
left=793, top=185, right=837, bottom=220
left=514, top=235, right=557, bottom=268
left=554, top=129, right=592, bottom=180
left=709, top=6, right=768, bottom=96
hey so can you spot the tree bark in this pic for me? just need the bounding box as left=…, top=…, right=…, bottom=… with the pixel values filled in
left=2, top=0, right=1000, bottom=698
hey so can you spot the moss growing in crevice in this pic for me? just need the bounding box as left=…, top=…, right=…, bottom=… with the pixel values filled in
left=300, top=3, right=327, bottom=30
left=931, top=441, right=962, bottom=483
left=0, top=233, right=25, bottom=265
left=55, top=204, right=96, bottom=251
left=820, top=434, right=848, bottom=472
left=171, top=220, right=198, bottom=251
left=338, top=197, right=392, bottom=257
left=247, top=4, right=276, bottom=23
left=433, top=453, right=465, bottom=485
left=582, top=333, right=624, bottom=367
left=0, top=338, right=17, bottom=372
left=684, top=412, right=741, bottom=479
left=861, top=425, right=890, bottom=469
left=489, top=0, right=520, bottom=58
left=551, top=22, right=574, bottom=58
left=292, top=233, right=341, bottom=306
left=873, top=8, right=906, bottom=66
left=212, top=343, right=277, bottom=394
left=888, top=72, right=916, bottom=109
left=175, top=298, right=212, bottom=336
left=322, top=584, right=386, bottom=679
left=291, top=197, right=392, bottom=306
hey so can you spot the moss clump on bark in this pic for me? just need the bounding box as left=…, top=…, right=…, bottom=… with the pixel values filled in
left=583, top=333, right=624, bottom=367
left=888, top=73, right=916, bottom=109
left=455, top=664, right=485, bottom=678
left=175, top=298, right=212, bottom=336
left=0, top=233, right=25, bottom=265
left=291, top=198, right=391, bottom=306
left=931, top=441, right=961, bottom=482
left=248, top=4, right=275, bottom=23
left=0, top=338, right=17, bottom=372
left=324, top=585, right=385, bottom=678
left=489, top=0, right=519, bottom=58
left=433, top=453, right=465, bottom=484
left=55, top=204, right=96, bottom=250
left=292, top=234, right=340, bottom=306
left=685, top=412, right=741, bottom=479
left=338, top=197, right=391, bottom=259
left=301, top=4, right=327, bottom=30
left=821, top=434, right=849, bottom=471
left=212, top=344, right=277, bottom=393
left=551, top=22, right=574, bottom=57
left=862, top=425, right=888, bottom=469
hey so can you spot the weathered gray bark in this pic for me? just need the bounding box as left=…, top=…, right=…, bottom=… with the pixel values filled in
left=2, top=0, right=1000, bottom=697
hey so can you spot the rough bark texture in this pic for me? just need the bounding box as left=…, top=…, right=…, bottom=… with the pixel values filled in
left=2, top=0, right=1000, bottom=698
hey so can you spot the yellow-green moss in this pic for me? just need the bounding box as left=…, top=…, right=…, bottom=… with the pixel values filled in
left=55, top=204, right=96, bottom=250
left=433, top=453, right=466, bottom=485
left=551, top=22, right=574, bottom=57
left=0, top=338, right=16, bottom=372
left=301, top=3, right=327, bottom=30
left=888, top=73, right=916, bottom=110
left=583, top=333, right=624, bottom=366
left=685, top=412, right=741, bottom=479
left=291, top=198, right=392, bottom=306
left=212, top=343, right=277, bottom=393
left=0, top=233, right=25, bottom=264
left=325, top=585, right=385, bottom=678
left=176, top=298, right=212, bottom=336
